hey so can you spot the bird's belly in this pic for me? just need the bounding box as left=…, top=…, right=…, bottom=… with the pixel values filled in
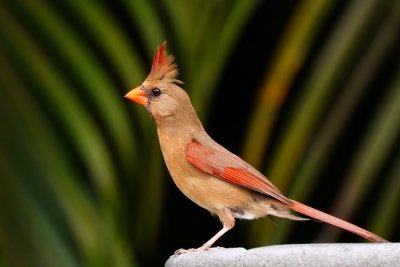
left=171, top=168, right=253, bottom=214
left=174, top=174, right=279, bottom=219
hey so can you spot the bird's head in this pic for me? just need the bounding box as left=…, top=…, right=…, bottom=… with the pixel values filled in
left=125, top=42, right=194, bottom=125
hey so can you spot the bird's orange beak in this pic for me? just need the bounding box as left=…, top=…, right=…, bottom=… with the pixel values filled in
left=125, top=86, right=148, bottom=106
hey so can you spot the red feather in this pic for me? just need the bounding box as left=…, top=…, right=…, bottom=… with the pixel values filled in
left=148, top=41, right=181, bottom=85
left=152, top=41, right=166, bottom=69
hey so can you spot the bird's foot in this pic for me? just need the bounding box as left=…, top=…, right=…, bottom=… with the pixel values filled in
left=174, top=247, right=209, bottom=255
left=174, top=246, right=224, bottom=255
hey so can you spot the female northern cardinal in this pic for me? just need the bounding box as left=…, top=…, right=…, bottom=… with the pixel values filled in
left=125, top=42, right=388, bottom=254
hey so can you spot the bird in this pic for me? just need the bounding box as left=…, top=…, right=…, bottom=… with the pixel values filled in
left=125, top=41, right=388, bottom=254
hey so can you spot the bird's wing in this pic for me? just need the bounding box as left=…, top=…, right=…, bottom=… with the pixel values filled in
left=185, top=140, right=292, bottom=205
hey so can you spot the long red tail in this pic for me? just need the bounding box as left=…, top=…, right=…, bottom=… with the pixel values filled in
left=289, top=200, right=388, bottom=243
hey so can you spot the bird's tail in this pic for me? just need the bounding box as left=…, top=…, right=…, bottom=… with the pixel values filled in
left=289, top=200, right=389, bottom=243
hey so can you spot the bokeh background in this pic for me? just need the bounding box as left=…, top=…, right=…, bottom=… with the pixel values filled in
left=1, top=0, right=400, bottom=266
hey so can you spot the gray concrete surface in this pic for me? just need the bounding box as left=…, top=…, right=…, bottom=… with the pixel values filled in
left=165, top=243, right=400, bottom=267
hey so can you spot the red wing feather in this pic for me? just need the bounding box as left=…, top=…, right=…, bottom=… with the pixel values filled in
left=186, top=140, right=291, bottom=205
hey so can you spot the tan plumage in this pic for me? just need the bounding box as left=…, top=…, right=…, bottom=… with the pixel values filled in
left=125, top=42, right=389, bottom=254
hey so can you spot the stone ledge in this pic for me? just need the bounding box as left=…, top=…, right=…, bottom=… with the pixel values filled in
left=165, top=243, right=400, bottom=267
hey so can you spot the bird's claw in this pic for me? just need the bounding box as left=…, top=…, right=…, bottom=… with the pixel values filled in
left=174, top=246, right=210, bottom=255
left=174, top=246, right=226, bottom=255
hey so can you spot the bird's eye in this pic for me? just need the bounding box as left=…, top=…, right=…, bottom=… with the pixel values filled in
left=151, top=88, right=161, bottom=97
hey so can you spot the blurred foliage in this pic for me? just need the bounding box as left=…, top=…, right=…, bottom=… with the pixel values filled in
left=0, top=1, right=399, bottom=267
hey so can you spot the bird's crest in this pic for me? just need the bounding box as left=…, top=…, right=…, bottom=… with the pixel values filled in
left=147, top=41, right=182, bottom=85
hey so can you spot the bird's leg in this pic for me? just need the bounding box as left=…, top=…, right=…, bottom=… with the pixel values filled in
left=175, top=208, right=235, bottom=255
